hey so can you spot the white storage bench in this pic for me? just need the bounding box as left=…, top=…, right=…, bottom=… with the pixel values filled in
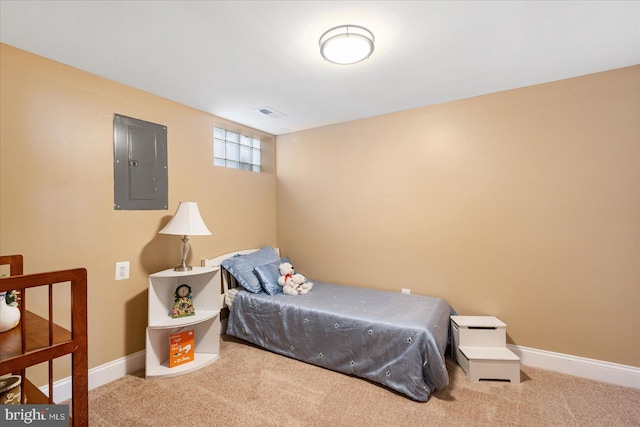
left=450, top=315, right=520, bottom=383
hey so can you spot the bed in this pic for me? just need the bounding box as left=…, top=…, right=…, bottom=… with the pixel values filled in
left=203, top=247, right=454, bottom=402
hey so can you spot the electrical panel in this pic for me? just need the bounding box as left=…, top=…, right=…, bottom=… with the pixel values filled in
left=113, top=114, right=168, bottom=210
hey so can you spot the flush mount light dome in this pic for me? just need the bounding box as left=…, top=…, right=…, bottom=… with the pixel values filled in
left=319, top=25, right=375, bottom=65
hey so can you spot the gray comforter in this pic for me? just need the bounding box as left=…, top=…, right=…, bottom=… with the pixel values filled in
left=227, top=281, right=454, bottom=401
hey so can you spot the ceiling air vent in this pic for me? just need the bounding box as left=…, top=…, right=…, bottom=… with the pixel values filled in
left=254, top=107, right=286, bottom=119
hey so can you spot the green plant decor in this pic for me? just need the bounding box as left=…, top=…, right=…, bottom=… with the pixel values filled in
left=0, top=274, right=20, bottom=307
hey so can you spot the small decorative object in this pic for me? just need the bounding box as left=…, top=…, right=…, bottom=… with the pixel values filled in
left=277, top=262, right=313, bottom=296
left=171, top=284, right=195, bottom=318
left=0, top=375, right=22, bottom=404
left=169, top=329, right=194, bottom=368
left=291, top=273, right=313, bottom=295
left=0, top=290, right=21, bottom=333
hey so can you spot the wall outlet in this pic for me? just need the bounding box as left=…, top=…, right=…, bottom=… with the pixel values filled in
left=402, top=288, right=411, bottom=294
left=115, top=261, right=130, bottom=280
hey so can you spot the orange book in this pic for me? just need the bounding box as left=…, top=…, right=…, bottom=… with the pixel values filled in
left=169, top=329, right=194, bottom=368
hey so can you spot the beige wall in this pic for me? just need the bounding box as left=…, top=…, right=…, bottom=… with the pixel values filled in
left=0, top=44, right=277, bottom=377
left=2, top=42, right=638, bottom=378
left=276, top=66, right=640, bottom=367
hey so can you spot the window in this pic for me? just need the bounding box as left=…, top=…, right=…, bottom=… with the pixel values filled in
left=214, top=127, right=261, bottom=172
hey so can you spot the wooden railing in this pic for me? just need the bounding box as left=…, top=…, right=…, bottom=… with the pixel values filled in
left=0, top=255, right=88, bottom=426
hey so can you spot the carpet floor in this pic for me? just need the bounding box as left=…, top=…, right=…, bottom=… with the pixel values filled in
left=87, top=335, right=640, bottom=426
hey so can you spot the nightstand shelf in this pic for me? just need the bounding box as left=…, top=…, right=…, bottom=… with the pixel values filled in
left=146, top=353, right=219, bottom=378
left=148, top=310, right=218, bottom=329
left=145, top=266, right=221, bottom=378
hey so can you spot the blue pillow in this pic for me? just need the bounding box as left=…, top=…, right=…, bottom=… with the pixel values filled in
left=254, top=257, right=290, bottom=295
left=220, top=246, right=280, bottom=293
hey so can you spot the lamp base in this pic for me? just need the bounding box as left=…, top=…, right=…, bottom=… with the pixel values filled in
left=173, top=261, right=193, bottom=272
left=173, top=235, right=192, bottom=271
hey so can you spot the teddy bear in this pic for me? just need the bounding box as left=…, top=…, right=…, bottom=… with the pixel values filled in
left=291, top=273, right=313, bottom=295
left=278, top=262, right=299, bottom=295
left=278, top=262, right=295, bottom=287
left=282, top=281, right=299, bottom=296
left=278, top=262, right=313, bottom=295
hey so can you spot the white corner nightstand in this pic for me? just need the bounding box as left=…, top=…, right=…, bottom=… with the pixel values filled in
left=145, top=266, right=221, bottom=378
left=450, top=315, right=521, bottom=383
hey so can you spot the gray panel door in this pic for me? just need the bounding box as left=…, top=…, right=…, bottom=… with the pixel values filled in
left=113, top=114, right=168, bottom=210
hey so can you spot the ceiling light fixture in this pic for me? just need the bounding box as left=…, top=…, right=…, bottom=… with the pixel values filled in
left=319, top=25, right=375, bottom=65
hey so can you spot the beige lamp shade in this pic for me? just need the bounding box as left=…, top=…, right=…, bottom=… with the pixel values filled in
left=160, top=202, right=211, bottom=271
left=159, top=202, right=211, bottom=236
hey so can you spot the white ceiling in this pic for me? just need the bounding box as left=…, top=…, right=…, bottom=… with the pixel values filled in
left=1, top=1, right=639, bottom=136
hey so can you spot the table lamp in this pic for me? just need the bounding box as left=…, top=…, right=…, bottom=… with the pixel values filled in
left=159, top=202, right=211, bottom=271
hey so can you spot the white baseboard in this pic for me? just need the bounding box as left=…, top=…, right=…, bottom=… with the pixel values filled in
left=42, top=344, right=638, bottom=402
left=41, top=350, right=146, bottom=403
left=508, top=344, right=640, bottom=389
